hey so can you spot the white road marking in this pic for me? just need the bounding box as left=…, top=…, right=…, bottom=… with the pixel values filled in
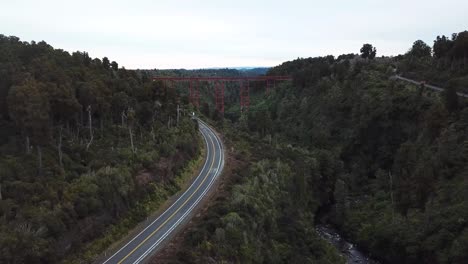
left=102, top=122, right=213, bottom=264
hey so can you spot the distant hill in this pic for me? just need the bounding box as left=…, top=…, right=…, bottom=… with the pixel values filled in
left=238, top=67, right=270, bottom=75
left=195, top=67, right=271, bottom=76
left=143, top=67, right=271, bottom=78
left=203, top=67, right=271, bottom=75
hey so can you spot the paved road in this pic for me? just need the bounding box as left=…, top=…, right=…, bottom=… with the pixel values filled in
left=394, top=75, right=468, bottom=98
left=102, top=119, right=224, bottom=264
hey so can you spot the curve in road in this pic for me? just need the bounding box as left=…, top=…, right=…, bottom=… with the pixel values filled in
left=102, top=119, right=224, bottom=264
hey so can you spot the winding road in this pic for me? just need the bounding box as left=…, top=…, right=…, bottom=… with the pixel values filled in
left=102, top=119, right=224, bottom=264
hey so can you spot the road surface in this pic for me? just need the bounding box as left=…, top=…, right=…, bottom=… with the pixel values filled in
left=102, top=119, right=224, bottom=264
left=394, top=75, right=468, bottom=98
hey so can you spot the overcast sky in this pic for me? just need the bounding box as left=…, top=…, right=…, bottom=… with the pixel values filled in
left=1, top=0, right=467, bottom=69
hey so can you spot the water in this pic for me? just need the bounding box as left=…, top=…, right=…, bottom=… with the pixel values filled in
left=315, top=225, right=379, bottom=264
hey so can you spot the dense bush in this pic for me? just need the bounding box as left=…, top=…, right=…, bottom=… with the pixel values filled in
left=0, top=35, right=200, bottom=263
left=246, top=33, right=468, bottom=263
left=170, top=128, right=344, bottom=264
left=183, top=30, right=468, bottom=263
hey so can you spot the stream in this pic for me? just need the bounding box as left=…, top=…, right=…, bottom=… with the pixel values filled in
left=315, top=225, right=379, bottom=264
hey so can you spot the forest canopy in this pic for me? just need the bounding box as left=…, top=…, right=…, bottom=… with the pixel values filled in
left=0, top=35, right=200, bottom=263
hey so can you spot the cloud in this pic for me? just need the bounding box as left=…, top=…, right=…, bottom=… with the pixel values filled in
left=1, top=0, right=467, bottom=68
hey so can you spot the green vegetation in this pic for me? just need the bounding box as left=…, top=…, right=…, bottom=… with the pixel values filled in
left=169, top=123, right=345, bottom=263
left=66, top=149, right=205, bottom=263
left=399, top=31, right=468, bottom=93
left=2, top=29, right=468, bottom=264
left=168, top=30, right=468, bottom=264
left=243, top=31, right=467, bottom=263
left=360, top=43, right=377, bottom=60
left=0, top=35, right=200, bottom=263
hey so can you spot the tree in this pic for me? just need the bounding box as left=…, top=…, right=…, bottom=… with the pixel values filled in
left=445, top=84, right=459, bottom=113
left=0, top=34, right=204, bottom=263
left=433, top=35, right=453, bottom=59
left=360, top=43, right=377, bottom=60
left=102, top=57, right=110, bottom=70
left=111, top=61, right=118, bottom=71
left=111, top=92, right=130, bottom=123
left=7, top=79, right=50, bottom=172
left=127, top=107, right=136, bottom=154
left=41, top=82, right=80, bottom=124
left=408, top=40, right=432, bottom=58
left=72, top=51, right=91, bottom=66
left=85, top=105, right=93, bottom=151
left=451, top=31, right=468, bottom=67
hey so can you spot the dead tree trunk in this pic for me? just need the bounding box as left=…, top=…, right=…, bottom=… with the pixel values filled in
left=121, top=111, right=127, bottom=127
left=129, top=125, right=135, bottom=154
left=151, top=127, right=156, bottom=141
left=86, top=105, right=93, bottom=151
left=25, top=135, right=30, bottom=154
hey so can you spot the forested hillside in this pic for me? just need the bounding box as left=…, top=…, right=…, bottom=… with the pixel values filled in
left=254, top=31, right=468, bottom=263
left=0, top=35, right=200, bottom=263
left=2, top=29, right=467, bottom=264
left=164, top=31, right=468, bottom=264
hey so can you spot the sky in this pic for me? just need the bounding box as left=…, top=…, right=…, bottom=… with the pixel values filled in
left=1, top=0, right=467, bottom=69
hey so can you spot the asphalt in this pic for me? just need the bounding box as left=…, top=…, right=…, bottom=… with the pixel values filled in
left=101, top=119, right=224, bottom=264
